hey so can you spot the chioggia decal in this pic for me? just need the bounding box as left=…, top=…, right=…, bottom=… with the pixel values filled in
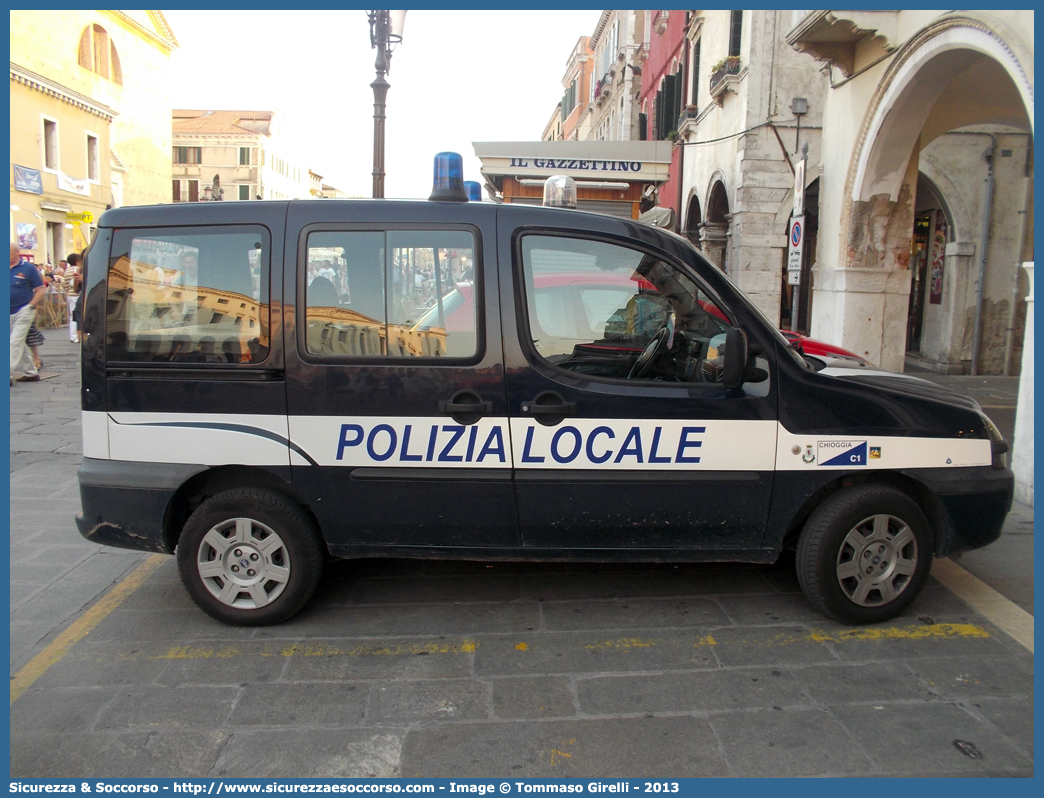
left=775, top=426, right=991, bottom=470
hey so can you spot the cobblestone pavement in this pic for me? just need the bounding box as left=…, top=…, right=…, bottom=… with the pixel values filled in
left=9, top=336, right=1034, bottom=778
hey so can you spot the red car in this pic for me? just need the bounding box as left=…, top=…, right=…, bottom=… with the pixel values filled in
left=413, top=275, right=874, bottom=368
left=780, top=330, right=873, bottom=367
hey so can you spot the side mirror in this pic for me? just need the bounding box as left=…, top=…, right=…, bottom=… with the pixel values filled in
left=721, top=327, right=748, bottom=389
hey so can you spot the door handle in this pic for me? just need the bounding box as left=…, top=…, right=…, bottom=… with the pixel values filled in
left=437, top=390, right=493, bottom=425
left=521, top=391, right=577, bottom=427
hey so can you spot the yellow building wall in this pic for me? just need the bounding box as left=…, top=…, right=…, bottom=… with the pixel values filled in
left=10, top=10, right=176, bottom=208
left=9, top=79, right=111, bottom=263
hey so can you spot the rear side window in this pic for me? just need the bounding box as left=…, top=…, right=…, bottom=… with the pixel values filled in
left=106, top=226, right=270, bottom=364
left=303, top=229, right=478, bottom=358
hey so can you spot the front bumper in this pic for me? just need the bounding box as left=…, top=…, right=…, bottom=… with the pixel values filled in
left=76, top=458, right=208, bottom=553
left=906, top=464, right=1015, bottom=557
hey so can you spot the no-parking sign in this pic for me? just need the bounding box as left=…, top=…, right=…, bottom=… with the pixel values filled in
left=787, top=215, right=804, bottom=285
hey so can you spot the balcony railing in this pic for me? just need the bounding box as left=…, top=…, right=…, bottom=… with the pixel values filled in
left=676, top=104, right=699, bottom=138
left=709, top=57, right=741, bottom=105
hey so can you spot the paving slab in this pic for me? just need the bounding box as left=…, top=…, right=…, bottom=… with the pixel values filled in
left=400, top=716, right=728, bottom=778
left=830, top=701, right=1034, bottom=774
left=710, top=706, right=873, bottom=777
left=491, top=675, right=577, bottom=719
left=231, top=682, right=370, bottom=726
left=576, top=666, right=809, bottom=714
left=213, top=729, right=403, bottom=778
left=10, top=730, right=233, bottom=778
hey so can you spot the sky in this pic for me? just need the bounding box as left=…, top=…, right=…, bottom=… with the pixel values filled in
left=164, top=10, right=604, bottom=199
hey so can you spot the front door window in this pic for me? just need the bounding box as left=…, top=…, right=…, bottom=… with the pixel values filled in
left=519, top=235, right=731, bottom=383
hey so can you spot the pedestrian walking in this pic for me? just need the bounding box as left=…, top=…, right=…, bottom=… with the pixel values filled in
left=26, top=322, right=44, bottom=371
left=63, top=252, right=83, bottom=342
left=10, top=242, right=45, bottom=384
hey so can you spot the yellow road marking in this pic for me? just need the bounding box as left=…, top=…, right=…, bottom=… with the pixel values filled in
left=807, top=623, right=990, bottom=642
left=932, top=557, right=1034, bottom=654
left=151, top=644, right=240, bottom=660
left=550, top=739, right=576, bottom=766
left=583, top=637, right=657, bottom=650
left=10, top=553, right=166, bottom=704
left=278, top=640, right=476, bottom=657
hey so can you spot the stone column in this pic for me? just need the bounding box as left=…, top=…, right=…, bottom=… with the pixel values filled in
left=700, top=222, right=729, bottom=272
left=809, top=266, right=912, bottom=371
left=1012, top=262, right=1033, bottom=505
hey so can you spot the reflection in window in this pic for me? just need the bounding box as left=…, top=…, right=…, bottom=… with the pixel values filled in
left=304, top=230, right=478, bottom=358
left=520, top=236, right=730, bottom=381
left=106, top=226, right=269, bottom=364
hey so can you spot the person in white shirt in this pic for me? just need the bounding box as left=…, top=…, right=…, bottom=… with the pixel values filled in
left=63, top=252, right=83, bottom=342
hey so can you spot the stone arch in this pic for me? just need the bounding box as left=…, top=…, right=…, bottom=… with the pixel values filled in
left=848, top=16, right=1032, bottom=209
left=915, top=172, right=955, bottom=240
left=702, top=177, right=731, bottom=272
left=840, top=14, right=1033, bottom=373
left=683, top=190, right=702, bottom=246
left=915, top=162, right=968, bottom=244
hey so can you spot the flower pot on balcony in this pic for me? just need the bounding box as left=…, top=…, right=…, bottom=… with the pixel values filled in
left=677, top=105, right=699, bottom=138
left=709, top=57, right=741, bottom=106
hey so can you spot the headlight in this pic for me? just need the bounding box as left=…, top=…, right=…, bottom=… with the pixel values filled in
left=980, top=412, right=1009, bottom=469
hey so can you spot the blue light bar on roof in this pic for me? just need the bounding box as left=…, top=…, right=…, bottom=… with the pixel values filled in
left=429, top=152, right=468, bottom=202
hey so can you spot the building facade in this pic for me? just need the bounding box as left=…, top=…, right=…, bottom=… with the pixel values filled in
left=635, top=11, right=689, bottom=231
left=542, top=104, right=563, bottom=143
left=171, top=110, right=310, bottom=203
left=10, top=10, right=177, bottom=263
left=10, top=63, right=114, bottom=265
left=659, top=10, right=827, bottom=327
left=559, top=37, right=595, bottom=141
left=788, top=10, right=1034, bottom=374
left=578, top=11, right=647, bottom=142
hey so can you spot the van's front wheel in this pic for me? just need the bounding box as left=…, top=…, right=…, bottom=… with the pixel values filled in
left=176, top=489, right=324, bottom=625
left=796, top=485, right=932, bottom=625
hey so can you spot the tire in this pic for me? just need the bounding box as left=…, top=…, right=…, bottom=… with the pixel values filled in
left=796, top=485, right=933, bottom=625
left=176, top=488, right=324, bottom=626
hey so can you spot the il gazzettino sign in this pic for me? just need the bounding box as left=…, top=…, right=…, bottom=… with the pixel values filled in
left=475, top=141, right=673, bottom=183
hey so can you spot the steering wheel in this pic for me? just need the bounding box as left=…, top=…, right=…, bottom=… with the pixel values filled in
left=627, top=311, right=676, bottom=380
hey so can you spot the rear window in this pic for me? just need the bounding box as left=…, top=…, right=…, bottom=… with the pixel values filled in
left=303, top=228, right=479, bottom=358
left=106, top=226, right=270, bottom=364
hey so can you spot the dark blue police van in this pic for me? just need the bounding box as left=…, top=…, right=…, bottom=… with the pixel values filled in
left=75, top=172, right=1013, bottom=627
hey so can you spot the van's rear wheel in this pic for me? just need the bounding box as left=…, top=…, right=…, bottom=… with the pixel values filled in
left=176, top=488, right=323, bottom=626
left=796, top=485, right=932, bottom=624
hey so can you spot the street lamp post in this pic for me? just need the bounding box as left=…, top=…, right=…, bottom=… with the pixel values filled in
left=368, top=10, right=406, bottom=199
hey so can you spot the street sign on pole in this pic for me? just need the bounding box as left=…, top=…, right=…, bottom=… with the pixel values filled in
left=793, top=159, right=805, bottom=218
left=788, top=215, right=804, bottom=286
